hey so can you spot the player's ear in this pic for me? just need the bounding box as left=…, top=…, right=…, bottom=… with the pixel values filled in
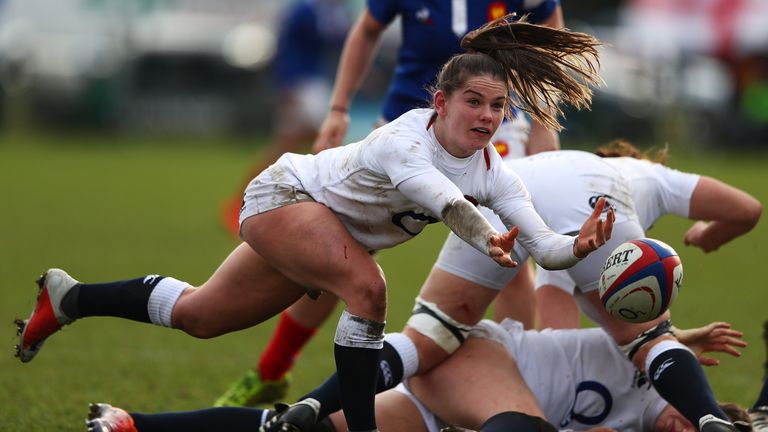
left=434, top=90, right=447, bottom=116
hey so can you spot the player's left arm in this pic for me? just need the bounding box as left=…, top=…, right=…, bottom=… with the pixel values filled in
left=672, top=321, right=748, bottom=366
left=524, top=3, right=563, bottom=155
left=684, top=176, right=762, bottom=252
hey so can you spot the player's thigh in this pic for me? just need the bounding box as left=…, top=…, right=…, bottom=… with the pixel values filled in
left=418, top=267, right=500, bottom=325
left=173, top=243, right=306, bottom=334
left=410, top=338, right=544, bottom=429
left=536, top=284, right=581, bottom=329
left=329, top=389, right=431, bottom=432
left=493, top=261, right=536, bottom=327
left=375, top=390, right=431, bottom=432
left=241, top=202, right=383, bottom=297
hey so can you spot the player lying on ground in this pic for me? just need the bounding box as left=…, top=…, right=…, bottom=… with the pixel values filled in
left=15, top=16, right=609, bottom=432
left=83, top=319, right=750, bottom=432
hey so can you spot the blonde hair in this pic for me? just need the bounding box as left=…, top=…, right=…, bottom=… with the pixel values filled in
left=432, top=14, right=602, bottom=131
left=595, top=139, right=670, bottom=165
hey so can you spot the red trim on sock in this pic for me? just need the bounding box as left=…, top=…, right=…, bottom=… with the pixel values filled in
left=258, top=312, right=318, bottom=381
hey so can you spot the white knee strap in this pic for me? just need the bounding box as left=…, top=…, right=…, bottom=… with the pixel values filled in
left=406, top=296, right=472, bottom=354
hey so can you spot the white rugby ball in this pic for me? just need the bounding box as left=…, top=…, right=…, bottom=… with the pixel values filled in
left=598, top=238, right=683, bottom=323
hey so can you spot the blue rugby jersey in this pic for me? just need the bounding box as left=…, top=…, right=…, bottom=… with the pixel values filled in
left=368, top=0, right=559, bottom=121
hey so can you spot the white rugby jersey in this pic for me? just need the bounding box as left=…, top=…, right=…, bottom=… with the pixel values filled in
left=505, top=150, right=639, bottom=235
left=600, top=157, right=700, bottom=230
left=476, top=320, right=668, bottom=432
left=532, top=153, right=700, bottom=291
left=255, top=109, right=577, bottom=267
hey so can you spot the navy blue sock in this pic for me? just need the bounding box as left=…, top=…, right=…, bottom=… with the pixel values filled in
left=131, top=407, right=268, bottom=432
left=649, top=348, right=728, bottom=425
left=333, top=343, right=381, bottom=431
left=61, top=276, right=165, bottom=322
left=480, top=411, right=556, bottom=432
left=754, top=376, right=768, bottom=410
left=303, top=340, right=404, bottom=419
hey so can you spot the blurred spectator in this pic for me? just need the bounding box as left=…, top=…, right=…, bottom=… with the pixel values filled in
left=220, top=0, right=354, bottom=236
left=560, top=0, right=768, bottom=148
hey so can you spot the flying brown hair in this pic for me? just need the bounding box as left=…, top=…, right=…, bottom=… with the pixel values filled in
left=439, top=14, right=602, bottom=131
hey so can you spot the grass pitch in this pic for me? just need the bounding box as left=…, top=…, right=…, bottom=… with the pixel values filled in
left=1, top=132, right=766, bottom=431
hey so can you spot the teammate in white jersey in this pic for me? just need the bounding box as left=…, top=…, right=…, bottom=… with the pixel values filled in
left=80, top=319, right=750, bottom=432
left=15, top=17, right=610, bottom=432
left=359, top=319, right=751, bottom=432
left=531, top=141, right=761, bottom=329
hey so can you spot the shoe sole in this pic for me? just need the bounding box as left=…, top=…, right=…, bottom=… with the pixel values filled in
left=14, top=272, right=55, bottom=363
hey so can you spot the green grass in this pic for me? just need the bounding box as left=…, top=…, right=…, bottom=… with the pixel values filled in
left=0, top=132, right=766, bottom=430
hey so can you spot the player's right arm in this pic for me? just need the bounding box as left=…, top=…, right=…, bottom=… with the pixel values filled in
left=684, top=176, right=762, bottom=252
left=312, top=9, right=387, bottom=153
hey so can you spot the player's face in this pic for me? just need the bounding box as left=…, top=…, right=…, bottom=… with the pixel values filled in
left=434, top=75, right=507, bottom=158
left=654, top=405, right=695, bottom=432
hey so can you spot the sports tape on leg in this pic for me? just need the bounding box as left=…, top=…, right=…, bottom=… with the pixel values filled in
left=406, top=296, right=472, bottom=354
left=334, top=310, right=385, bottom=349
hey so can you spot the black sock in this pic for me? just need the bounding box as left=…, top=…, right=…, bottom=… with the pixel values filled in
left=754, top=376, right=768, bottom=410
left=377, top=340, right=405, bottom=390
left=303, top=340, right=404, bottom=419
left=649, top=347, right=728, bottom=426
left=480, top=411, right=556, bottom=432
left=131, top=407, right=268, bottom=432
left=333, top=343, right=380, bottom=431
left=61, top=276, right=165, bottom=322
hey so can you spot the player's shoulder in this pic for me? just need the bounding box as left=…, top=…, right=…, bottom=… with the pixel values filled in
left=382, top=109, right=436, bottom=141
left=365, top=109, right=437, bottom=157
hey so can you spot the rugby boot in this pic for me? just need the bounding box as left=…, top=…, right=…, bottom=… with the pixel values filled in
left=86, top=403, right=138, bottom=432
left=15, top=268, right=78, bottom=363
left=213, top=369, right=290, bottom=407
left=699, top=414, right=738, bottom=432
left=750, top=406, right=768, bottom=432
left=259, top=398, right=321, bottom=432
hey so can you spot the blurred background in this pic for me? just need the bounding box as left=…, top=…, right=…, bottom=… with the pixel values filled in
left=1, top=1, right=767, bottom=431
left=1, top=0, right=767, bottom=145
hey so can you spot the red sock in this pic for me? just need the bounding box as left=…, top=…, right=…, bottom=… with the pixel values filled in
left=258, top=312, right=318, bottom=381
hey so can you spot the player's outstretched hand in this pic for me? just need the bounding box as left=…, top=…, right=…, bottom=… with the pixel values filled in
left=574, top=196, right=615, bottom=258
left=489, top=226, right=519, bottom=268
left=312, top=110, right=350, bottom=153
left=675, top=321, right=747, bottom=366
